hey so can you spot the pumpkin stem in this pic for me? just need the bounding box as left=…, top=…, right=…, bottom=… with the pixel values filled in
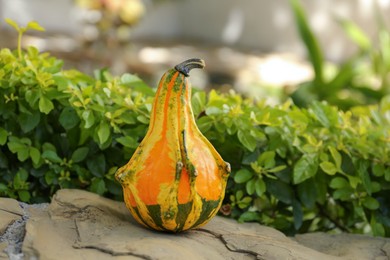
left=174, top=58, right=205, bottom=77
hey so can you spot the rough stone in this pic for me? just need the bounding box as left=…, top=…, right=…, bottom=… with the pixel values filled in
left=0, top=198, right=23, bottom=235
left=1, top=189, right=390, bottom=259
left=294, top=232, right=390, bottom=260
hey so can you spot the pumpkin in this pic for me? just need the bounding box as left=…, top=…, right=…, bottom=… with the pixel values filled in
left=116, top=58, right=231, bottom=232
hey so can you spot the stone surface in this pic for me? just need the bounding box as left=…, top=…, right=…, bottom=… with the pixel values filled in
left=1, top=189, right=390, bottom=259
left=0, top=198, right=23, bottom=235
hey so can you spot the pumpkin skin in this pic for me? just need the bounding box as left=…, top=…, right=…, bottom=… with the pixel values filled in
left=116, top=58, right=230, bottom=232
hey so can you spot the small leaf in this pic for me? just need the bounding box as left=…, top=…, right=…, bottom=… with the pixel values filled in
left=293, top=199, right=303, bottom=230
left=97, top=122, right=110, bottom=144
left=17, top=149, right=30, bottom=162
left=5, top=18, right=20, bottom=31
left=372, top=163, right=384, bottom=177
left=0, top=183, right=8, bottom=192
left=90, top=178, right=106, bottom=195
left=0, top=128, right=8, bottom=145
left=330, top=177, right=349, bottom=189
left=136, top=115, right=149, bottom=124
left=268, top=165, right=287, bottom=173
left=246, top=178, right=256, bottom=195
left=59, top=107, right=80, bottom=130
left=29, top=147, right=41, bottom=165
left=339, top=19, right=370, bottom=50
left=18, top=111, right=40, bottom=133
left=71, top=147, right=89, bottom=163
left=297, top=179, right=317, bottom=208
left=116, top=136, right=138, bottom=149
left=234, top=169, right=253, bottom=183
left=82, top=110, right=95, bottom=128
left=87, top=154, right=106, bottom=177
left=293, top=155, right=318, bottom=184
left=42, top=150, right=62, bottom=163
left=255, top=178, right=266, bottom=196
left=363, top=197, right=379, bottom=210
left=26, top=21, right=45, bottom=31
left=39, top=96, right=54, bottom=114
left=192, top=91, right=206, bottom=116
left=329, top=147, right=342, bottom=170
left=320, top=161, right=337, bottom=175
left=266, top=178, right=293, bottom=204
left=237, top=129, right=256, bottom=152
left=45, top=171, right=56, bottom=185
left=18, top=190, right=31, bottom=202
left=258, top=151, right=275, bottom=169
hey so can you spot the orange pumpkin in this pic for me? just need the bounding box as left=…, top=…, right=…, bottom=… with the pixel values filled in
left=116, top=58, right=230, bottom=232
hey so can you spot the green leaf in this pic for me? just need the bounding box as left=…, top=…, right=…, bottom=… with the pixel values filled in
left=234, top=169, right=253, bottom=183
left=39, top=96, right=54, bottom=114
left=87, top=154, right=106, bottom=177
left=258, top=151, right=275, bottom=169
left=356, top=160, right=372, bottom=195
left=293, top=199, right=303, bottom=230
left=266, top=178, right=293, bottom=204
left=255, top=178, right=266, bottom=197
left=26, top=21, right=45, bottom=31
left=333, top=188, right=353, bottom=201
left=97, top=122, right=110, bottom=144
left=197, top=117, right=214, bottom=133
left=136, top=115, right=149, bottom=124
left=297, top=178, right=317, bottom=208
left=363, top=197, right=379, bottom=210
left=45, top=170, right=56, bottom=185
left=18, top=190, right=31, bottom=202
left=293, top=155, right=318, bottom=184
left=370, top=216, right=385, bottom=237
left=82, top=110, right=95, bottom=128
left=17, top=149, right=30, bottom=162
left=59, top=107, right=80, bottom=130
left=17, top=168, right=29, bottom=182
left=18, top=111, right=40, bottom=133
left=290, top=0, right=324, bottom=84
left=372, top=163, right=384, bottom=177
left=29, top=147, right=41, bottom=164
left=71, top=147, right=89, bottom=163
left=116, top=136, right=138, bottom=149
left=7, top=137, right=26, bottom=153
left=5, top=18, right=20, bottom=31
left=238, top=211, right=261, bottom=223
left=192, top=91, right=206, bottom=116
left=0, top=183, right=8, bottom=192
left=268, top=165, right=287, bottom=173
left=246, top=178, right=256, bottom=195
left=330, top=177, right=349, bottom=189
left=25, top=89, right=40, bottom=108
left=237, top=129, right=256, bottom=152
left=339, top=19, right=370, bottom=50
left=320, top=161, right=337, bottom=175
left=42, top=150, right=62, bottom=163
left=90, top=178, right=106, bottom=195
left=329, top=147, right=342, bottom=170
left=385, top=168, right=390, bottom=182
left=0, top=128, right=8, bottom=145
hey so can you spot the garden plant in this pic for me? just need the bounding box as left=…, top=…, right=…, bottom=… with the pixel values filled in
left=0, top=17, right=389, bottom=237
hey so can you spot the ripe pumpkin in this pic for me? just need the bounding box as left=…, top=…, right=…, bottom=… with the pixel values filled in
left=116, top=58, right=231, bottom=232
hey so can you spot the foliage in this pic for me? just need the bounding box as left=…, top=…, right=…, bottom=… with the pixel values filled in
left=1, top=20, right=390, bottom=237
left=289, top=0, right=390, bottom=109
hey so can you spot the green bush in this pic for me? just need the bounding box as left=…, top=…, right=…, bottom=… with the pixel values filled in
left=290, top=0, right=390, bottom=109
left=1, top=20, right=389, bottom=237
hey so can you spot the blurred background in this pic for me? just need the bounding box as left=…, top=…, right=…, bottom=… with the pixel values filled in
left=1, top=0, right=390, bottom=105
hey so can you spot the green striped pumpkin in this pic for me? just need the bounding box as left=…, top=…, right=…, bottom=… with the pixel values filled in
left=116, top=58, right=230, bottom=232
